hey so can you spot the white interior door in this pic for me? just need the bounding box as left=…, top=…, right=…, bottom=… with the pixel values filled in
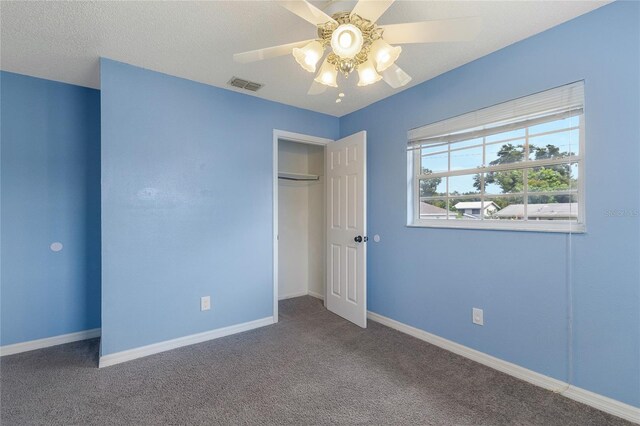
left=326, top=131, right=367, bottom=328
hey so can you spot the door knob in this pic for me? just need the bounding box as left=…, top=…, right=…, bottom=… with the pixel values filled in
left=354, top=235, right=368, bottom=243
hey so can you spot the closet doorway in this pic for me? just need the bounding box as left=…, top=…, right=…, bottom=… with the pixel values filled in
left=273, top=130, right=368, bottom=328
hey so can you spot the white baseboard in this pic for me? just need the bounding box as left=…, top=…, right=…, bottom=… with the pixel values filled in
left=99, top=316, right=274, bottom=368
left=307, top=290, right=324, bottom=300
left=278, top=290, right=308, bottom=300
left=562, top=386, right=639, bottom=424
left=367, top=312, right=566, bottom=391
left=0, top=328, right=101, bottom=357
left=367, top=311, right=639, bottom=424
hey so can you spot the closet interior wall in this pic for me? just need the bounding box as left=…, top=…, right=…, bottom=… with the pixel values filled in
left=278, top=140, right=325, bottom=300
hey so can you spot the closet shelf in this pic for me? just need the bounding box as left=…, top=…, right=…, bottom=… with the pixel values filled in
left=278, top=171, right=320, bottom=181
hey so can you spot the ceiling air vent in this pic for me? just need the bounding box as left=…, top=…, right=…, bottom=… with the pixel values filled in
left=228, top=77, right=263, bottom=92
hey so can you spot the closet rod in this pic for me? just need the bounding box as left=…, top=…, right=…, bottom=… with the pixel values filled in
left=278, top=176, right=319, bottom=181
left=278, top=172, right=320, bottom=181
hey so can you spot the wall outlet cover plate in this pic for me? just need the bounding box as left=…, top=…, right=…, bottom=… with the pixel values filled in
left=472, top=308, right=483, bottom=326
left=201, top=296, right=211, bottom=311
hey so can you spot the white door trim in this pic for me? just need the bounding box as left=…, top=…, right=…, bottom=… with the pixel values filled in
left=273, top=130, right=333, bottom=323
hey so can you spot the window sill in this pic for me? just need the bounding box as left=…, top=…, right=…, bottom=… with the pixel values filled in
left=407, top=220, right=586, bottom=234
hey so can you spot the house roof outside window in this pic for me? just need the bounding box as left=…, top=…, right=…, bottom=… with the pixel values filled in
left=420, top=202, right=478, bottom=220
left=420, top=202, right=449, bottom=218
left=454, top=201, right=498, bottom=211
left=494, top=203, right=578, bottom=219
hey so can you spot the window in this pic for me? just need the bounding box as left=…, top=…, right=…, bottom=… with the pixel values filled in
left=408, top=82, right=585, bottom=232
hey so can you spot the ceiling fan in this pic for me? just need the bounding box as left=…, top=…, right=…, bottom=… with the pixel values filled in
left=233, top=0, right=481, bottom=95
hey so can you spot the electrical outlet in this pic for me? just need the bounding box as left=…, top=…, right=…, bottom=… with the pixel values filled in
left=201, top=296, right=211, bottom=311
left=472, top=308, right=483, bottom=326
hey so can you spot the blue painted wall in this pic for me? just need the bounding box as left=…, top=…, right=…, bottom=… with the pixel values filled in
left=100, top=58, right=339, bottom=355
left=2, top=1, right=637, bottom=409
left=0, top=72, right=101, bottom=345
left=340, top=2, right=639, bottom=407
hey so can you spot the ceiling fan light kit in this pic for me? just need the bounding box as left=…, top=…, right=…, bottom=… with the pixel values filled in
left=369, top=39, right=402, bottom=72
left=314, top=57, right=339, bottom=87
left=313, top=11, right=388, bottom=87
left=329, top=22, right=364, bottom=58
left=292, top=40, right=324, bottom=72
left=356, top=57, right=383, bottom=86
left=233, top=0, right=482, bottom=96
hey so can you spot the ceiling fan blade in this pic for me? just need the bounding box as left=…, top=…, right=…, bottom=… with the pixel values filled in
left=381, top=17, right=482, bottom=44
left=351, top=0, right=395, bottom=23
left=382, top=64, right=412, bottom=88
left=233, top=39, right=314, bottom=63
left=278, top=1, right=337, bottom=26
left=307, top=80, right=327, bottom=95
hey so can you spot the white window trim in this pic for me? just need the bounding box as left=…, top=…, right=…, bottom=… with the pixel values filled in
left=407, top=82, right=586, bottom=234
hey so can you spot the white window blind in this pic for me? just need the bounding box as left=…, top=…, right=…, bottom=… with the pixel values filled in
left=408, top=82, right=584, bottom=149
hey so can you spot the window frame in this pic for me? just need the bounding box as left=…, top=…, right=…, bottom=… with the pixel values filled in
left=408, top=89, right=586, bottom=234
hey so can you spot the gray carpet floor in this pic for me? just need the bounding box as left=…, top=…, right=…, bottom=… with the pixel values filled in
left=0, top=296, right=632, bottom=425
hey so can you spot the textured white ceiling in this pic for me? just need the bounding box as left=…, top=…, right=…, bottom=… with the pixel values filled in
left=0, top=1, right=609, bottom=117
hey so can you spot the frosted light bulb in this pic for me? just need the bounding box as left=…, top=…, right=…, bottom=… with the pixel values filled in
left=314, top=57, right=338, bottom=87
left=357, top=58, right=382, bottom=86
left=369, top=39, right=402, bottom=72
left=339, top=32, right=353, bottom=48
left=292, top=40, right=324, bottom=72
left=305, top=52, right=319, bottom=66
left=330, top=24, right=364, bottom=59
left=378, top=52, right=390, bottom=64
